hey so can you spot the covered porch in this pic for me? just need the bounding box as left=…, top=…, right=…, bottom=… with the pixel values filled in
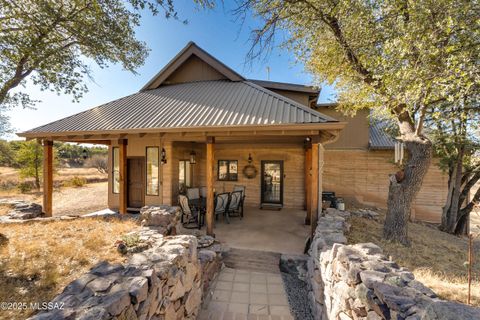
left=208, top=206, right=310, bottom=254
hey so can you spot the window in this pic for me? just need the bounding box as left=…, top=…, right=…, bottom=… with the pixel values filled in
left=179, top=160, right=192, bottom=191
left=146, top=147, right=159, bottom=195
left=218, top=160, right=238, bottom=181
left=112, top=147, right=120, bottom=194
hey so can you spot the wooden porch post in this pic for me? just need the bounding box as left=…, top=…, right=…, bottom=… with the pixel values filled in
left=119, top=139, right=128, bottom=214
left=310, top=140, right=320, bottom=238
left=42, top=140, right=53, bottom=217
left=206, top=137, right=215, bottom=236
left=305, top=142, right=312, bottom=225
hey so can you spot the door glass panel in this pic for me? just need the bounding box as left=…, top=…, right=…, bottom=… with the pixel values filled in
left=262, top=162, right=282, bottom=204
left=146, top=147, right=159, bottom=195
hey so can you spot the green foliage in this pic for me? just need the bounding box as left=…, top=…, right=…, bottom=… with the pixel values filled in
left=0, top=0, right=214, bottom=133
left=0, top=139, right=15, bottom=166
left=243, top=0, right=479, bottom=137
left=121, top=233, right=141, bottom=247
left=15, top=140, right=44, bottom=189
left=17, top=181, right=33, bottom=194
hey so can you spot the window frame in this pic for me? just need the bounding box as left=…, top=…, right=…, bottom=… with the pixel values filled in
left=217, top=160, right=238, bottom=181
left=145, top=146, right=160, bottom=196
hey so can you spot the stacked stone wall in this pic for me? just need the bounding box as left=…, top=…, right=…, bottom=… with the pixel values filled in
left=308, top=208, right=480, bottom=320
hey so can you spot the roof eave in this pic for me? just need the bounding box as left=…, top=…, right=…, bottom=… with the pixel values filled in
left=18, top=121, right=348, bottom=139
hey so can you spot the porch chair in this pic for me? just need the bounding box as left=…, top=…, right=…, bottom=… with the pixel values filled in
left=214, top=192, right=230, bottom=223
left=199, top=186, right=207, bottom=198
left=233, top=185, right=246, bottom=217
left=187, top=187, right=200, bottom=200
left=178, top=195, right=204, bottom=229
left=227, top=190, right=244, bottom=219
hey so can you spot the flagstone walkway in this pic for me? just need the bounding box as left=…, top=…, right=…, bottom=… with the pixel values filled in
left=198, top=267, right=294, bottom=320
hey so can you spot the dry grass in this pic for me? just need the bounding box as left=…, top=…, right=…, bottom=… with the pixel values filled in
left=0, top=167, right=106, bottom=185
left=347, top=212, right=480, bottom=306
left=0, top=205, right=10, bottom=216
left=0, top=218, right=139, bottom=319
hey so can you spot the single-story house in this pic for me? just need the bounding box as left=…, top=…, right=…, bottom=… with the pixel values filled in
left=18, top=42, right=447, bottom=238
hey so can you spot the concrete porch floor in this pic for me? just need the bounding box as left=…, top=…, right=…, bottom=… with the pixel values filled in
left=210, top=207, right=310, bottom=254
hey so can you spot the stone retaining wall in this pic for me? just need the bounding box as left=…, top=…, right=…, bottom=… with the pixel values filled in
left=28, top=206, right=223, bottom=320
left=307, top=208, right=480, bottom=320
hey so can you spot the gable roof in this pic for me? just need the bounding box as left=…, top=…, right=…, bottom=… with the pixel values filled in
left=20, top=80, right=338, bottom=137
left=141, top=42, right=244, bottom=91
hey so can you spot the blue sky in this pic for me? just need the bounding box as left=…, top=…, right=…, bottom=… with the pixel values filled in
left=7, top=2, right=336, bottom=138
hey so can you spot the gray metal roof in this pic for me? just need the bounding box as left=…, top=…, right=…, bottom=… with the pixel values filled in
left=249, top=79, right=319, bottom=94
left=369, top=121, right=396, bottom=149
left=22, top=80, right=337, bottom=135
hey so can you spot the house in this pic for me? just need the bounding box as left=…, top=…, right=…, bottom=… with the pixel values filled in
left=18, top=42, right=447, bottom=237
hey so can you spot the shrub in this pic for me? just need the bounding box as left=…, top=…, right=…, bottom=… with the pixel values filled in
left=64, top=176, right=87, bottom=188
left=17, top=181, right=33, bottom=193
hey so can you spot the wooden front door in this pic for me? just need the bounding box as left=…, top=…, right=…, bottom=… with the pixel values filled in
left=128, top=158, right=145, bottom=208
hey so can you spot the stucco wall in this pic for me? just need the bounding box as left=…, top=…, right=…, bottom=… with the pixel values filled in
left=323, top=149, right=448, bottom=222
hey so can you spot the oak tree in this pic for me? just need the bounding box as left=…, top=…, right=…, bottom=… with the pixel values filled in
left=239, top=0, right=480, bottom=244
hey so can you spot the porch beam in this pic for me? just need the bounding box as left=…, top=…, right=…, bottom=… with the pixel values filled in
left=206, top=136, right=215, bottom=236
left=42, top=140, right=53, bottom=217
left=305, top=141, right=312, bottom=225
left=119, top=139, right=128, bottom=214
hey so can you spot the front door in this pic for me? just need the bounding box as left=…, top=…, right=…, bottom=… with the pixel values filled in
left=261, top=160, right=284, bottom=206
left=128, top=158, right=145, bottom=208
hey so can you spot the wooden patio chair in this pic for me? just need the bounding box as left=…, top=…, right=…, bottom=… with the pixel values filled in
left=179, top=195, right=204, bottom=229
left=214, top=192, right=230, bottom=223
left=227, top=190, right=244, bottom=220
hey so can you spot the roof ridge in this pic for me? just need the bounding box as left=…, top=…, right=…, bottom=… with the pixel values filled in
left=243, top=81, right=337, bottom=122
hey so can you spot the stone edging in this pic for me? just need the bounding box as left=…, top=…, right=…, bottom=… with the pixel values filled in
left=307, top=208, right=480, bottom=320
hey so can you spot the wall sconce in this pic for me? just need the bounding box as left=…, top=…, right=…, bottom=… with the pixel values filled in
left=189, top=142, right=196, bottom=164
left=161, top=148, right=167, bottom=165
left=248, top=153, right=253, bottom=164
left=189, top=150, right=196, bottom=164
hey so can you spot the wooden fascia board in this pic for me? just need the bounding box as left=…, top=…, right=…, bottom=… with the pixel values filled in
left=17, top=122, right=347, bottom=140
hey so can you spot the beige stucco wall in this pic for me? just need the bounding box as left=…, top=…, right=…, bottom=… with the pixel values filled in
left=323, top=149, right=448, bottom=223
left=317, top=107, right=370, bottom=149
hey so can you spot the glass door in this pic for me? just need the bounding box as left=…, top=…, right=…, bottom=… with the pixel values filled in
left=261, top=160, right=284, bottom=205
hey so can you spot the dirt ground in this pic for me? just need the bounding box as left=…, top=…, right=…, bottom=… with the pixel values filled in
left=0, top=182, right=108, bottom=216
left=0, top=167, right=109, bottom=216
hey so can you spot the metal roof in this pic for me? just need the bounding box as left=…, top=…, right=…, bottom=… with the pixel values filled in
left=21, top=80, right=337, bottom=136
left=369, top=121, right=396, bottom=149
left=249, top=79, right=320, bottom=94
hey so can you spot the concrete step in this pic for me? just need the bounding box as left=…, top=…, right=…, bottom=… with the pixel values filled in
left=223, top=248, right=281, bottom=273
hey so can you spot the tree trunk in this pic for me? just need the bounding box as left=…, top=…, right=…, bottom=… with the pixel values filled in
left=383, top=134, right=432, bottom=245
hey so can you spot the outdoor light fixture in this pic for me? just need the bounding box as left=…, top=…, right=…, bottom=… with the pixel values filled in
left=161, top=148, right=167, bottom=165
left=82, top=149, right=88, bottom=160
left=189, top=142, right=196, bottom=164
left=248, top=153, right=253, bottom=164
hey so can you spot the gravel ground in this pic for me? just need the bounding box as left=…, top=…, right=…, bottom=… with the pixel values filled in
left=280, top=255, right=315, bottom=320
left=281, top=272, right=315, bottom=320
